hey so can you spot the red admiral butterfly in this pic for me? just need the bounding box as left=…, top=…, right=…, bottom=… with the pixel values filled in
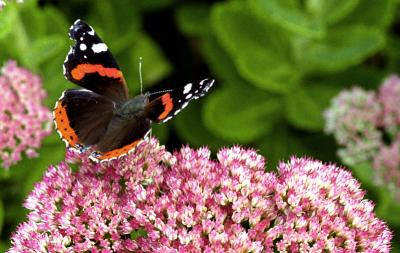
left=54, top=19, right=214, bottom=162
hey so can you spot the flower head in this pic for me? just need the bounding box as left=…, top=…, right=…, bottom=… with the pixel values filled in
left=325, top=75, right=400, bottom=199
left=324, top=87, right=381, bottom=165
left=0, top=60, right=51, bottom=168
left=378, top=75, right=400, bottom=137
left=373, top=136, right=400, bottom=199
left=8, top=140, right=392, bottom=252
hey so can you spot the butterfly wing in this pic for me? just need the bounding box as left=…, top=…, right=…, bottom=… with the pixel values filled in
left=144, top=79, right=214, bottom=123
left=53, top=89, right=115, bottom=148
left=90, top=114, right=151, bottom=162
left=63, top=19, right=128, bottom=102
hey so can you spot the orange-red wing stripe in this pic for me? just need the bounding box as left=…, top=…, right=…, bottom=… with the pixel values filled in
left=158, top=93, right=173, bottom=120
left=54, top=100, right=79, bottom=147
left=98, top=140, right=141, bottom=161
left=71, top=64, right=123, bottom=81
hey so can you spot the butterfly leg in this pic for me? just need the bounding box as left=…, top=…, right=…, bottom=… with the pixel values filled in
left=75, top=144, right=90, bottom=153
left=144, top=128, right=152, bottom=158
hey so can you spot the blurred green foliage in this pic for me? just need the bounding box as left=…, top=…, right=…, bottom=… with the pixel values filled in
left=1, top=0, right=400, bottom=251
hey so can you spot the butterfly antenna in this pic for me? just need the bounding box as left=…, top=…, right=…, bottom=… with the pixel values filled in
left=139, top=57, right=143, bottom=95
left=148, top=89, right=174, bottom=96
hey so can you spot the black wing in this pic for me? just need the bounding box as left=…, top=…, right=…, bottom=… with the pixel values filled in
left=144, top=79, right=214, bottom=123
left=63, top=19, right=129, bottom=102
left=53, top=89, right=115, bottom=147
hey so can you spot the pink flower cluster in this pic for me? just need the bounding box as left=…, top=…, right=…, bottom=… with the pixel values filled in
left=324, top=87, right=381, bottom=165
left=0, top=60, right=51, bottom=168
left=8, top=139, right=392, bottom=252
left=325, top=75, right=400, bottom=198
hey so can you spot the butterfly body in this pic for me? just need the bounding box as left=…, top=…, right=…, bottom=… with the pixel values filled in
left=54, top=19, right=214, bottom=162
left=117, top=95, right=149, bottom=117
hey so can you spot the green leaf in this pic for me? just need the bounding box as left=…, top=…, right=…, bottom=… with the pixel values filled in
left=338, top=0, right=396, bottom=28
left=285, top=88, right=323, bottom=131
left=285, top=83, right=343, bottom=131
left=375, top=188, right=400, bottom=226
left=26, top=35, right=65, bottom=68
left=88, top=0, right=141, bottom=42
left=201, top=34, right=243, bottom=85
left=385, top=37, right=400, bottom=73
left=0, top=241, right=9, bottom=253
left=130, top=227, right=148, bottom=240
left=250, top=0, right=325, bottom=38
left=211, top=1, right=299, bottom=93
left=42, top=7, right=69, bottom=35
left=12, top=15, right=30, bottom=65
left=306, top=0, right=360, bottom=25
left=258, top=127, right=311, bottom=170
left=317, top=65, right=386, bottom=90
left=19, top=4, right=46, bottom=40
left=303, top=26, right=385, bottom=72
left=10, top=133, right=65, bottom=197
left=204, top=85, right=281, bottom=143
left=176, top=3, right=210, bottom=36
left=151, top=123, right=169, bottom=145
left=0, top=4, right=16, bottom=39
left=351, top=162, right=374, bottom=183
left=174, top=100, right=227, bottom=151
left=42, top=54, right=73, bottom=107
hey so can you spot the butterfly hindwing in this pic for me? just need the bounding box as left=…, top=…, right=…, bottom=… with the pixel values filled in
left=53, top=89, right=115, bottom=148
left=144, top=79, right=214, bottom=123
left=64, top=19, right=128, bottom=102
left=90, top=116, right=151, bottom=162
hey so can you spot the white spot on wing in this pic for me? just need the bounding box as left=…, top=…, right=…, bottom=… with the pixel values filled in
left=64, top=47, right=73, bottom=63
left=163, top=116, right=173, bottom=123
left=174, top=109, right=181, bottom=116
left=183, top=83, right=192, bottom=94
left=88, top=26, right=95, bottom=36
left=92, top=43, right=108, bottom=53
left=185, top=93, right=192, bottom=99
left=79, top=43, right=87, bottom=51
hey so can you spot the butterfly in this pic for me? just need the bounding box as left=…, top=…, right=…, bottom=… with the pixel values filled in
left=53, top=19, right=214, bottom=162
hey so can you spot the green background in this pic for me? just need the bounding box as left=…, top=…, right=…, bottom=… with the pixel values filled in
left=0, top=0, right=399, bottom=251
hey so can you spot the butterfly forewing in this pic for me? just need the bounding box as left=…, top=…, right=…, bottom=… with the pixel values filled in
left=144, top=79, right=214, bottom=123
left=64, top=19, right=128, bottom=102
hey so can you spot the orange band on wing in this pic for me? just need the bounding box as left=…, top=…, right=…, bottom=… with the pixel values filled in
left=54, top=100, right=79, bottom=147
left=71, top=64, right=123, bottom=81
left=98, top=140, right=141, bottom=161
left=158, top=93, right=173, bottom=120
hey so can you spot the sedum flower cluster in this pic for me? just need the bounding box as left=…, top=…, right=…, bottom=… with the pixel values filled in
left=325, top=75, right=400, bottom=199
left=8, top=139, right=392, bottom=252
left=0, top=60, right=51, bottom=168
